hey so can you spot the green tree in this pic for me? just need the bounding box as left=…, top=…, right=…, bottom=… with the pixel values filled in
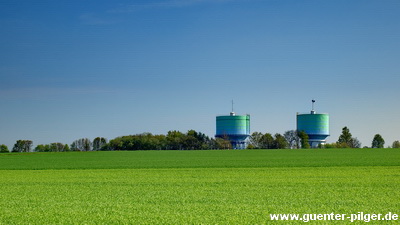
left=12, top=140, right=33, bottom=152
left=321, top=143, right=338, bottom=149
left=371, top=134, right=385, bottom=148
left=50, top=143, right=65, bottom=152
left=93, top=137, right=107, bottom=151
left=166, top=130, right=185, bottom=150
left=260, top=133, right=274, bottom=149
left=246, top=144, right=255, bottom=149
left=64, top=144, right=71, bottom=151
left=152, top=134, right=168, bottom=150
left=297, top=131, right=310, bottom=149
left=350, top=137, right=361, bottom=148
left=184, top=130, right=201, bottom=150
left=249, top=132, right=263, bottom=149
left=215, top=137, right=232, bottom=150
left=0, top=145, right=9, bottom=153
left=34, top=144, right=48, bottom=152
left=274, top=133, right=288, bottom=149
left=337, top=127, right=352, bottom=147
left=284, top=130, right=300, bottom=149
left=35, top=143, right=68, bottom=152
left=392, top=140, right=400, bottom=148
left=71, top=138, right=92, bottom=151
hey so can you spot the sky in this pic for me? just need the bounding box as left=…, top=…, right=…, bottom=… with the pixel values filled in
left=1, top=0, right=400, bottom=148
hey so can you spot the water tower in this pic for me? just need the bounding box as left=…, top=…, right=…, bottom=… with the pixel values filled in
left=297, top=100, right=329, bottom=148
left=215, top=101, right=250, bottom=149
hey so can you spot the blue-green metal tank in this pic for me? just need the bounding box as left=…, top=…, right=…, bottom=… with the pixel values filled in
left=297, top=110, right=329, bottom=148
left=216, top=112, right=250, bottom=149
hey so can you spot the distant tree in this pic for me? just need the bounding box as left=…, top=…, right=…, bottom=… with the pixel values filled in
left=249, top=132, right=263, bottom=149
left=34, top=144, right=48, bottom=152
left=71, top=138, right=92, bottom=151
left=93, top=137, right=107, bottom=151
left=199, top=132, right=213, bottom=150
left=144, top=134, right=167, bottom=150
left=246, top=144, right=255, bottom=149
left=49, top=143, right=66, bottom=152
left=260, top=133, right=275, bottom=149
left=70, top=142, right=77, bottom=151
left=284, top=130, right=300, bottom=149
left=107, top=136, right=133, bottom=151
left=209, top=138, right=218, bottom=149
left=85, top=139, right=92, bottom=151
left=185, top=130, right=211, bottom=150
left=371, top=134, right=385, bottom=148
left=12, top=140, right=33, bottom=152
left=35, top=143, right=69, bottom=152
left=337, top=127, right=353, bottom=147
left=155, top=134, right=169, bottom=150
left=166, top=130, right=185, bottom=150
left=133, top=133, right=152, bottom=150
left=274, top=133, right=288, bottom=149
left=322, top=143, right=331, bottom=149
left=12, top=141, right=22, bottom=152
left=392, top=140, right=400, bottom=148
left=297, top=131, right=310, bottom=149
left=321, top=143, right=336, bottom=149
left=100, top=143, right=111, bottom=151
left=64, top=144, right=71, bottom=152
left=350, top=137, right=361, bottom=148
left=215, top=137, right=232, bottom=150
left=105, top=131, right=212, bottom=151
left=0, top=145, right=9, bottom=153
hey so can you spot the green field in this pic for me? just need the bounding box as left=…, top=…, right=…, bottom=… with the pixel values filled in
left=0, top=149, right=399, bottom=224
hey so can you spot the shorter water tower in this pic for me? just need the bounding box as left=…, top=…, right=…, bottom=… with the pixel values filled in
left=215, top=102, right=250, bottom=149
left=297, top=100, right=330, bottom=148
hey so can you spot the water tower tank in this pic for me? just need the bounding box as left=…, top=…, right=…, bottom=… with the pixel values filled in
left=215, top=112, right=250, bottom=149
left=296, top=100, right=329, bottom=148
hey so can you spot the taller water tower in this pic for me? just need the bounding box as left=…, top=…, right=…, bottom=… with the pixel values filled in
left=215, top=101, right=250, bottom=149
left=297, top=100, right=330, bottom=148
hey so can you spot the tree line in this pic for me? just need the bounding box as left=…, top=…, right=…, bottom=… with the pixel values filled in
left=247, top=130, right=310, bottom=149
left=1, top=130, right=231, bottom=153
left=0, top=127, right=399, bottom=153
left=323, top=126, right=390, bottom=149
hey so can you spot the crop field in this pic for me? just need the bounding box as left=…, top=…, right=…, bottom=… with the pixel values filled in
left=0, top=149, right=399, bottom=224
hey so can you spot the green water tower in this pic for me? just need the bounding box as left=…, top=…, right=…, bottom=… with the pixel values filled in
left=297, top=100, right=330, bottom=148
left=215, top=101, right=250, bottom=149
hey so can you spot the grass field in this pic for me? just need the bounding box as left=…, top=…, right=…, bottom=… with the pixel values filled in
left=0, top=149, right=399, bottom=224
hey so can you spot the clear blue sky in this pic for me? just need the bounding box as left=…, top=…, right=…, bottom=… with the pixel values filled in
left=1, top=0, right=400, bottom=148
